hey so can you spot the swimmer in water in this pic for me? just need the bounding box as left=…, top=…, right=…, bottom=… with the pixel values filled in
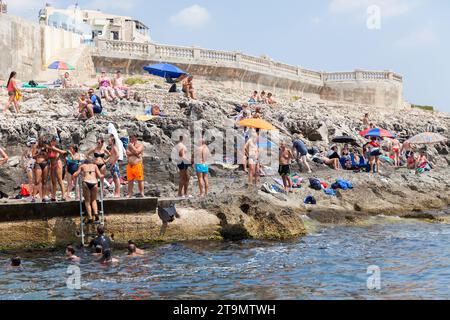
left=92, top=245, right=103, bottom=257
left=66, top=245, right=81, bottom=262
left=10, top=256, right=21, bottom=268
left=128, top=240, right=145, bottom=255
left=127, top=243, right=144, bottom=257
left=99, top=249, right=119, bottom=265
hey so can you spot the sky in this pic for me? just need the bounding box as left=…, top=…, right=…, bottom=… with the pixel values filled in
left=8, top=0, right=450, bottom=113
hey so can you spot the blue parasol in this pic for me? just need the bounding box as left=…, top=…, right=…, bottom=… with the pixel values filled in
left=143, top=63, right=187, bottom=79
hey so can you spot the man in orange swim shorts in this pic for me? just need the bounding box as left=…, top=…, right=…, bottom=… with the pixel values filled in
left=126, top=134, right=145, bottom=198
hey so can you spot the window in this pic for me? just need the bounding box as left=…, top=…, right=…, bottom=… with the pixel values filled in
left=111, top=31, right=119, bottom=40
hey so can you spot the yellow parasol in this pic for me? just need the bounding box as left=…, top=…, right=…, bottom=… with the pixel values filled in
left=238, top=118, right=276, bottom=131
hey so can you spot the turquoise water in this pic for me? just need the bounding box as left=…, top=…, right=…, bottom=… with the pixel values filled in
left=1, top=216, right=450, bottom=300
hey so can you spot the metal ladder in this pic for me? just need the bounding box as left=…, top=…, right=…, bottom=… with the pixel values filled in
left=78, top=178, right=105, bottom=246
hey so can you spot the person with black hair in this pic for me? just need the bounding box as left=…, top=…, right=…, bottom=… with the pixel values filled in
left=10, top=257, right=21, bottom=267
left=73, top=160, right=104, bottom=224
left=66, top=245, right=80, bottom=262
left=3, top=71, right=20, bottom=114
left=128, top=240, right=144, bottom=255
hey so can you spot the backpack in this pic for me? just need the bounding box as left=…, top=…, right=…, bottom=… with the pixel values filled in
left=309, top=178, right=322, bottom=191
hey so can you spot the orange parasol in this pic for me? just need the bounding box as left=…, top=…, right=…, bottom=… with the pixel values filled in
left=238, top=118, right=276, bottom=131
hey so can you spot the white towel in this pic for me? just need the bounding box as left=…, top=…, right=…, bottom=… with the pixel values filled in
left=107, top=123, right=126, bottom=161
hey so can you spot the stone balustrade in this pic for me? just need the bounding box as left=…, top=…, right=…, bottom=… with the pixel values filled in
left=94, top=39, right=402, bottom=86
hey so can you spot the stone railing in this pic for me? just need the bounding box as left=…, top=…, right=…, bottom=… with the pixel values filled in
left=94, top=39, right=403, bottom=84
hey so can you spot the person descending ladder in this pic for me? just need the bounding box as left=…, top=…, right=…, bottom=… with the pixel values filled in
left=78, top=178, right=105, bottom=246
left=73, top=160, right=106, bottom=246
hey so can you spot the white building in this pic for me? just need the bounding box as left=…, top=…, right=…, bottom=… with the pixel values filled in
left=39, top=4, right=151, bottom=43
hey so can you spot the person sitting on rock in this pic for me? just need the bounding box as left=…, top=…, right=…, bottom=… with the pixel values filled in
left=113, top=70, right=129, bottom=99
left=267, top=92, right=276, bottom=105
left=78, top=92, right=95, bottom=120
left=249, top=91, right=259, bottom=104
left=183, top=76, right=196, bottom=100
left=62, top=72, right=74, bottom=89
left=252, top=106, right=263, bottom=119
left=88, top=89, right=103, bottom=115
left=98, top=71, right=116, bottom=101
left=407, top=152, right=416, bottom=170
left=259, top=91, right=268, bottom=104
left=312, top=151, right=340, bottom=170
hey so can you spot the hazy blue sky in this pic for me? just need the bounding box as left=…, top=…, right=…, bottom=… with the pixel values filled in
left=9, top=0, right=450, bottom=112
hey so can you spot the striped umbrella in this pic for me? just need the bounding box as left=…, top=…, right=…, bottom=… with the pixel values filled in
left=359, top=128, right=395, bottom=139
left=405, top=132, right=447, bottom=145
left=47, top=61, right=75, bottom=70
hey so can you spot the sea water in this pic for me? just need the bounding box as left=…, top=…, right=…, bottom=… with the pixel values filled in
left=1, top=215, right=450, bottom=300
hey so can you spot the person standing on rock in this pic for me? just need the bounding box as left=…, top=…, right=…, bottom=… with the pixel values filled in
left=244, top=132, right=259, bottom=188
left=362, top=113, right=370, bottom=129
left=66, top=144, right=81, bottom=200
left=390, top=137, right=402, bottom=167
left=126, top=134, right=145, bottom=198
left=32, top=138, right=49, bottom=203
left=87, top=137, right=109, bottom=190
left=278, top=141, right=294, bottom=193
left=368, top=137, right=382, bottom=174
left=195, top=138, right=210, bottom=198
left=293, top=136, right=312, bottom=173
left=47, top=137, right=67, bottom=201
left=107, top=135, right=121, bottom=198
left=0, top=146, right=8, bottom=166
left=3, top=71, right=20, bottom=114
left=176, top=135, right=192, bottom=198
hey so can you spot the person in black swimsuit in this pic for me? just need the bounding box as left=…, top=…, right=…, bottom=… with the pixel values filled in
left=87, top=138, right=109, bottom=189
left=73, top=160, right=104, bottom=224
left=32, top=138, right=49, bottom=203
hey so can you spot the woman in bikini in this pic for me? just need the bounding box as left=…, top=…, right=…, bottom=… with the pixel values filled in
left=66, top=144, right=81, bottom=200
left=32, top=138, right=49, bottom=203
left=73, top=160, right=104, bottom=224
left=86, top=138, right=110, bottom=189
left=390, top=138, right=402, bottom=167
left=47, top=137, right=67, bottom=201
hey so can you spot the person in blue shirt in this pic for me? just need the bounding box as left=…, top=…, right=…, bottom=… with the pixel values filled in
left=88, top=89, right=103, bottom=114
left=292, top=136, right=312, bottom=173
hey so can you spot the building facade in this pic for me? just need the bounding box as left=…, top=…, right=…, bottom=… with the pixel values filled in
left=38, top=4, right=151, bottom=43
left=0, top=1, right=7, bottom=14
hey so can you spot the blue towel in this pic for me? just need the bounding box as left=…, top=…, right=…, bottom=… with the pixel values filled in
left=336, top=179, right=353, bottom=190
left=324, top=188, right=336, bottom=196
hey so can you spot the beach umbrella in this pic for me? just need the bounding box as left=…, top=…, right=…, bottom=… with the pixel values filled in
left=238, top=118, right=276, bottom=131
left=47, top=61, right=75, bottom=70
left=405, top=132, right=447, bottom=145
left=143, top=63, right=187, bottom=79
left=332, top=135, right=357, bottom=144
left=359, top=128, right=395, bottom=139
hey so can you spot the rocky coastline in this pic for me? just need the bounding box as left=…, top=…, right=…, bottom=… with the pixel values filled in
left=0, top=81, right=449, bottom=248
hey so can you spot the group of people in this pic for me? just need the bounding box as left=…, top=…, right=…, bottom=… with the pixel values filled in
left=0, top=133, right=145, bottom=222
left=9, top=226, right=145, bottom=267
left=249, top=90, right=276, bottom=105
left=97, top=70, right=129, bottom=101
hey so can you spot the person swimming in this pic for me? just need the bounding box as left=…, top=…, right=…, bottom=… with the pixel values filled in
left=10, top=256, right=21, bottom=267
left=66, top=245, right=81, bottom=262
left=127, top=241, right=144, bottom=256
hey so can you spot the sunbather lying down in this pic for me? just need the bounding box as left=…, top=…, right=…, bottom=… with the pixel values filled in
left=312, top=153, right=340, bottom=170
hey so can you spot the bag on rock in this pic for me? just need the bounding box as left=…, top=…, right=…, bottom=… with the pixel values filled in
left=309, top=178, right=322, bottom=191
